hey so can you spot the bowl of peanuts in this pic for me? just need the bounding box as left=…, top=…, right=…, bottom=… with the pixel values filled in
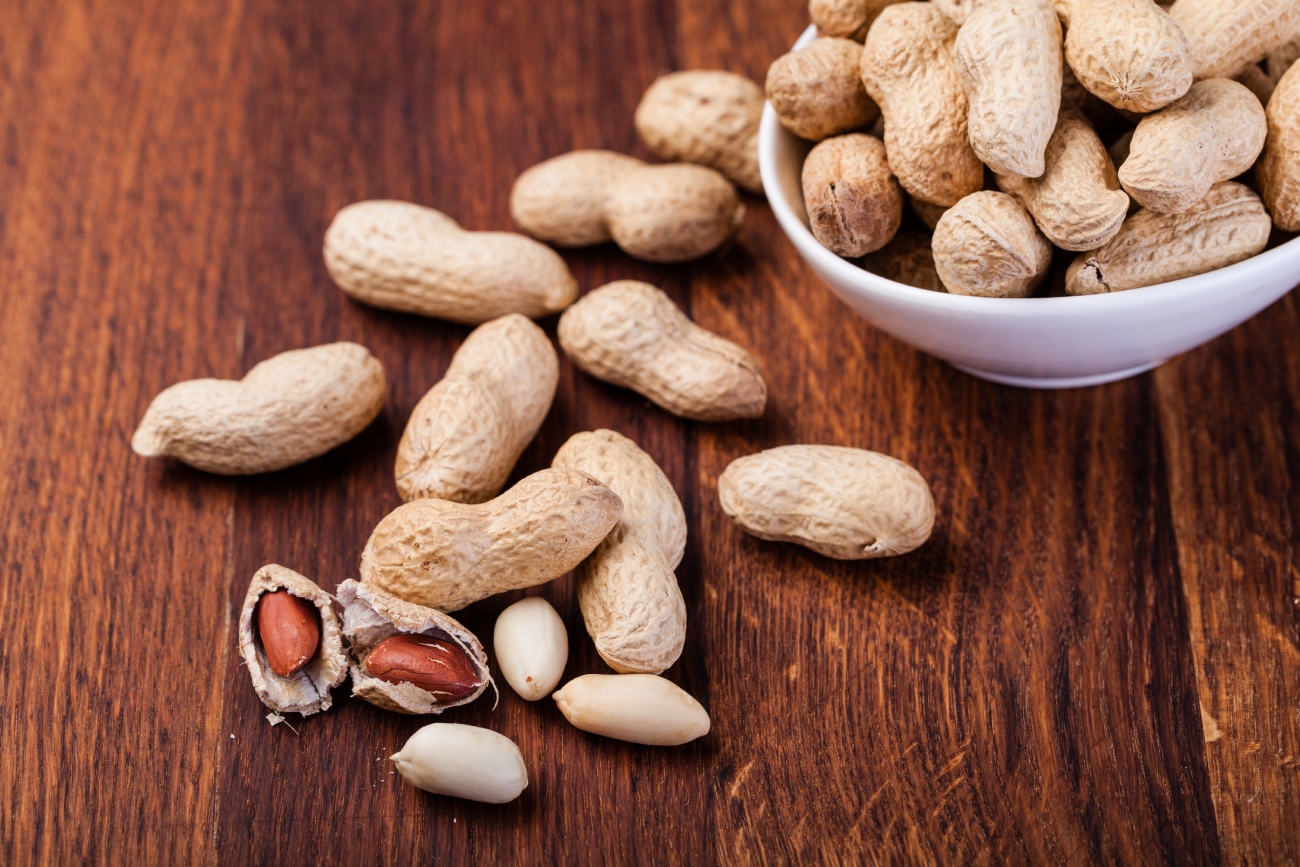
left=761, top=20, right=1300, bottom=389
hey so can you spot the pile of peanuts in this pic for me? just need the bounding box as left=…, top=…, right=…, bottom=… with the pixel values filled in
left=772, top=0, right=1300, bottom=297
left=130, top=65, right=938, bottom=801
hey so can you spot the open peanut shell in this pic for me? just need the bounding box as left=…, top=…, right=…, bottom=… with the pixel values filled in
left=337, top=579, right=492, bottom=714
left=238, top=564, right=348, bottom=716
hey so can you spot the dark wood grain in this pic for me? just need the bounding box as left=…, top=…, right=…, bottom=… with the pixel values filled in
left=0, top=0, right=1296, bottom=864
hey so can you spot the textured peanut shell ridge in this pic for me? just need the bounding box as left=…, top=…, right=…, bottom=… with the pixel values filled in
left=635, top=71, right=765, bottom=194
left=1120, top=79, right=1266, bottom=213
left=860, top=232, right=945, bottom=292
left=132, top=342, right=385, bottom=475
left=604, top=164, right=746, bottom=264
left=1257, top=63, right=1300, bottom=231
left=766, top=37, right=879, bottom=141
left=996, top=107, right=1131, bottom=250
left=1171, top=0, right=1300, bottom=81
left=1065, top=182, right=1272, bottom=294
left=336, top=579, right=491, bottom=715
left=717, top=445, right=935, bottom=559
left=557, top=281, right=767, bottom=421
left=323, top=201, right=578, bottom=324
left=510, top=150, right=645, bottom=246
left=395, top=315, right=558, bottom=504
left=810, top=0, right=907, bottom=39
left=1268, top=31, right=1300, bottom=83
left=860, top=3, right=985, bottom=206
left=1064, top=0, right=1193, bottom=113
left=553, top=430, right=688, bottom=674
left=360, top=467, right=624, bottom=611
left=954, top=0, right=1063, bottom=178
left=801, top=133, right=903, bottom=257
left=238, top=565, right=348, bottom=716
left=932, top=191, right=1053, bottom=297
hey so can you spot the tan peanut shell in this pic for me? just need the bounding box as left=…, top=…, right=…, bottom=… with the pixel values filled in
left=1119, top=79, right=1266, bottom=213
left=395, top=315, right=557, bottom=504
left=510, top=150, right=644, bottom=246
left=557, top=281, right=767, bottom=422
left=337, top=580, right=491, bottom=715
left=932, top=0, right=990, bottom=25
left=909, top=195, right=949, bottom=231
left=766, top=37, right=879, bottom=141
left=1170, top=0, right=1300, bottom=81
left=238, top=565, right=348, bottom=717
left=860, top=232, right=945, bottom=292
left=997, top=107, right=1131, bottom=251
left=635, top=70, right=765, bottom=194
left=1268, top=31, right=1300, bottom=82
left=954, top=0, right=1063, bottom=178
left=1065, top=182, right=1272, bottom=294
left=132, top=342, right=385, bottom=475
left=932, top=191, right=1052, bottom=297
left=801, top=133, right=902, bottom=257
left=360, top=467, right=623, bottom=611
left=1257, top=63, right=1300, bottom=231
left=809, top=0, right=906, bottom=40
left=553, top=430, right=687, bottom=675
left=323, top=201, right=577, bottom=324
left=859, top=3, right=984, bottom=207
left=718, top=445, right=935, bottom=559
left=1061, top=0, right=1193, bottom=113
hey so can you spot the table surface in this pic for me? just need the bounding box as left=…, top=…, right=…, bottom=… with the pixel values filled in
left=4, top=0, right=1299, bottom=864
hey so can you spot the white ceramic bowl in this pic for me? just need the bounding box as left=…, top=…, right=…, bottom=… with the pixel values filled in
left=759, top=25, right=1300, bottom=388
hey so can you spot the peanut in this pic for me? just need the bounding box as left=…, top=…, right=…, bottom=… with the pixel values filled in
left=1119, top=79, right=1266, bottom=214
left=132, top=342, right=385, bottom=475
left=1065, top=181, right=1272, bottom=294
left=932, top=0, right=989, bottom=25
left=954, top=0, right=1063, bottom=178
left=718, top=445, right=935, bottom=559
left=859, top=3, right=984, bottom=206
left=1257, top=62, right=1300, bottom=231
left=552, top=430, right=688, bottom=675
left=391, top=724, right=528, bottom=804
left=635, top=70, right=765, bottom=194
left=359, top=468, right=623, bottom=612
left=766, top=37, right=879, bottom=141
left=809, top=0, right=906, bottom=40
left=493, top=597, right=569, bottom=701
left=552, top=675, right=711, bottom=746
left=1058, top=0, right=1193, bottom=113
left=323, top=201, right=577, bottom=324
left=1170, top=0, right=1300, bottom=81
left=932, top=191, right=1053, bottom=298
left=860, top=232, right=945, bottom=292
left=238, top=565, right=348, bottom=717
left=557, top=281, right=767, bottom=422
left=997, top=107, right=1131, bottom=251
left=395, top=314, right=557, bottom=504
left=511, top=152, right=745, bottom=263
left=338, top=579, right=491, bottom=715
left=801, top=133, right=902, bottom=257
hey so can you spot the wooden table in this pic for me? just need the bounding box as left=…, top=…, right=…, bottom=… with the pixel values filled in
left=3, top=1, right=1298, bottom=863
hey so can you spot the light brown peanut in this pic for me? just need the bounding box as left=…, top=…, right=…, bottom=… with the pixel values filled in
left=809, top=0, right=906, bottom=39
left=859, top=3, right=984, bottom=206
left=932, top=0, right=990, bottom=25
left=718, top=445, right=935, bottom=560
left=1119, top=79, right=1266, bottom=213
left=954, top=0, right=1063, bottom=178
left=511, top=152, right=745, bottom=262
left=1170, top=0, right=1300, bottom=81
left=801, top=133, right=902, bottom=257
left=932, top=191, right=1053, bottom=298
left=552, top=430, right=687, bottom=675
left=360, top=467, right=623, bottom=612
left=997, top=107, right=1131, bottom=251
left=257, top=590, right=320, bottom=677
left=635, top=70, right=765, bottom=194
left=557, top=281, right=767, bottom=422
left=1066, top=182, right=1272, bottom=294
left=324, top=201, right=577, bottom=323
left=860, top=232, right=945, bottom=292
left=766, top=37, right=879, bottom=141
left=132, top=342, right=385, bottom=475
left=395, top=314, right=557, bottom=504
left=1059, top=0, right=1193, bottom=113
left=1257, top=63, right=1300, bottom=230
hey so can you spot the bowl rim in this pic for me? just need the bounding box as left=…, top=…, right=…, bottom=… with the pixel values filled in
left=759, top=23, right=1300, bottom=313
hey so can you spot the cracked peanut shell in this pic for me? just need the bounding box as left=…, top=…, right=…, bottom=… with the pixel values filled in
left=801, top=133, right=902, bottom=258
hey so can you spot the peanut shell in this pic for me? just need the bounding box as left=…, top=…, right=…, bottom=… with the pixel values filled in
left=1062, top=0, right=1193, bottom=113
left=801, top=133, right=903, bottom=257
left=605, top=164, right=746, bottom=263
left=810, top=0, right=907, bottom=39
left=860, top=232, right=945, bottom=292
left=1170, top=0, right=1300, bottom=81
left=766, top=37, right=879, bottom=141
left=932, top=191, right=1053, bottom=298
left=510, top=150, right=644, bottom=247
left=1257, top=62, right=1300, bottom=231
